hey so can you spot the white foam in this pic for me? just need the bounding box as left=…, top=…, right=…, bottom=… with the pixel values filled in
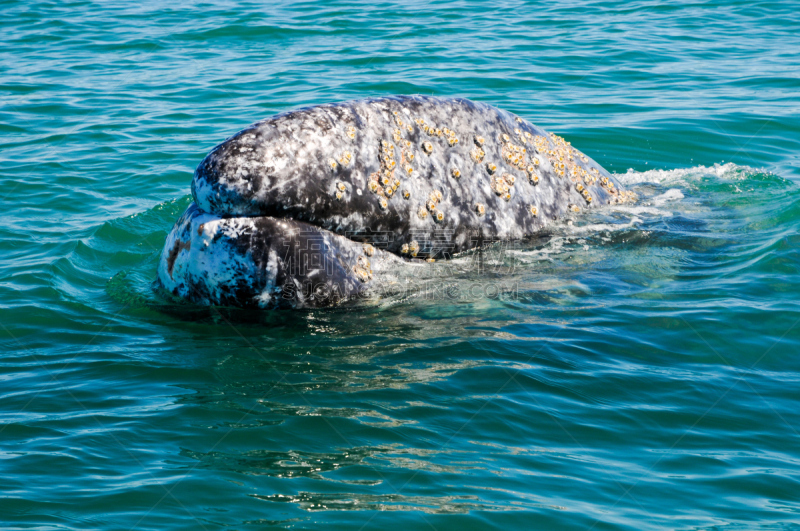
left=651, top=188, right=684, bottom=205
left=614, top=162, right=756, bottom=187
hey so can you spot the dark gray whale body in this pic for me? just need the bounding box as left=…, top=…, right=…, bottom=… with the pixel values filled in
left=158, top=95, right=635, bottom=308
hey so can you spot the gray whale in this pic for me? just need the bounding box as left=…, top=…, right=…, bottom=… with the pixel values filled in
left=157, top=95, right=635, bottom=308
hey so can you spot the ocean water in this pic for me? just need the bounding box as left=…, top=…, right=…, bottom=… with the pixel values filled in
left=2, top=0, right=800, bottom=529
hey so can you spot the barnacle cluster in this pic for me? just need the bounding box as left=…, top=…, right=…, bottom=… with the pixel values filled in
left=334, top=180, right=346, bottom=200
left=353, top=255, right=373, bottom=283
left=338, top=150, right=353, bottom=167
left=400, top=240, right=420, bottom=257
left=470, top=135, right=486, bottom=163
left=526, top=164, right=540, bottom=185
left=490, top=174, right=512, bottom=202
left=613, top=190, right=638, bottom=204
left=369, top=137, right=410, bottom=208
left=426, top=190, right=445, bottom=223
left=501, top=137, right=527, bottom=172
left=417, top=118, right=460, bottom=147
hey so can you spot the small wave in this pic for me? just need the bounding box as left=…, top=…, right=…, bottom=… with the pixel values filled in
left=614, top=162, right=762, bottom=187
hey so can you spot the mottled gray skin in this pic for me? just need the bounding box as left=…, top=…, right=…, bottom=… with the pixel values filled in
left=158, top=95, right=629, bottom=308
left=157, top=203, right=406, bottom=309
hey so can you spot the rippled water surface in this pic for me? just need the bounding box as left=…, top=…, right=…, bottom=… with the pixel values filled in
left=3, top=1, right=800, bottom=529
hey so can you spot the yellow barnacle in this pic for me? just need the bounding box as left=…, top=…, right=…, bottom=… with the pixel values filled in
left=422, top=141, right=433, bottom=154
left=475, top=203, right=485, bottom=216
left=402, top=189, right=410, bottom=199
left=409, top=240, right=420, bottom=255
left=475, top=135, right=485, bottom=146
left=328, top=158, right=338, bottom=171
left=363, top=243, right=375, bottom=257
left=418, top=207, right=428, bottom=219
left=448, top=136, right=458, bottom=147
left=405, top=164, right=414, bottom=175
left=451, top=167, right=461, bottom=179
left=434, top=190, right=443, bottom=202
left=434, top=209, right=445, bottom=223
left=486, top=162, right=497, bottom=174
left=529, top=205, right=538, bottom=216
left=502, top=133, right=510, bottom=142
left=514, top=128, right=521, bottom=136
left=528, top=172, right=539, bottom=185
left=335, top=191, right=344, bottom=200
left=525, top=131, right=532, bottom=138
left=385, top=185, right=394, bottom=197
left=585, top=194, right=593, bottom=203
left=405, top=140, right=412, bottom=148
left=443, top=128, right=451, bottom=136
left=401, top=243, right=409, bottom=254
left=502, top=192, right=511, bottom=202
left=406, top=152, right=415, bottom=162
left=407, top=125, right=413, bottom=133
left=575, top=183, right=584, bottom=192
left=504, top=173, right=516, bottom=187
left=381, top=174, right=391, bottom=186
left=368, top=181, right=379, bottom=193
left=336, top=181, right=346, bottom=192
left=515, top=116, right=523, bottom=123
left=426, top=199, right=437, bottom=212
left=435, top=128, right=442, bottom=137
left=569, top=204, right=580, bottom=213
left=379, top=197, right=389, bottom=210
left=353, top=266, right=371, bottom=283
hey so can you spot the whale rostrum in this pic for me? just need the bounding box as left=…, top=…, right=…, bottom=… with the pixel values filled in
left=158, top=95, right=636, bottom=308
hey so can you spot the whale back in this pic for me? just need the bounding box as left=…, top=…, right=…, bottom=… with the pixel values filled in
left=191, top=95, right=631, bottom=257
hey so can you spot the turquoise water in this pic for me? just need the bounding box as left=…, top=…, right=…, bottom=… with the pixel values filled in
left=3, top=0, right=800, bottom=528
